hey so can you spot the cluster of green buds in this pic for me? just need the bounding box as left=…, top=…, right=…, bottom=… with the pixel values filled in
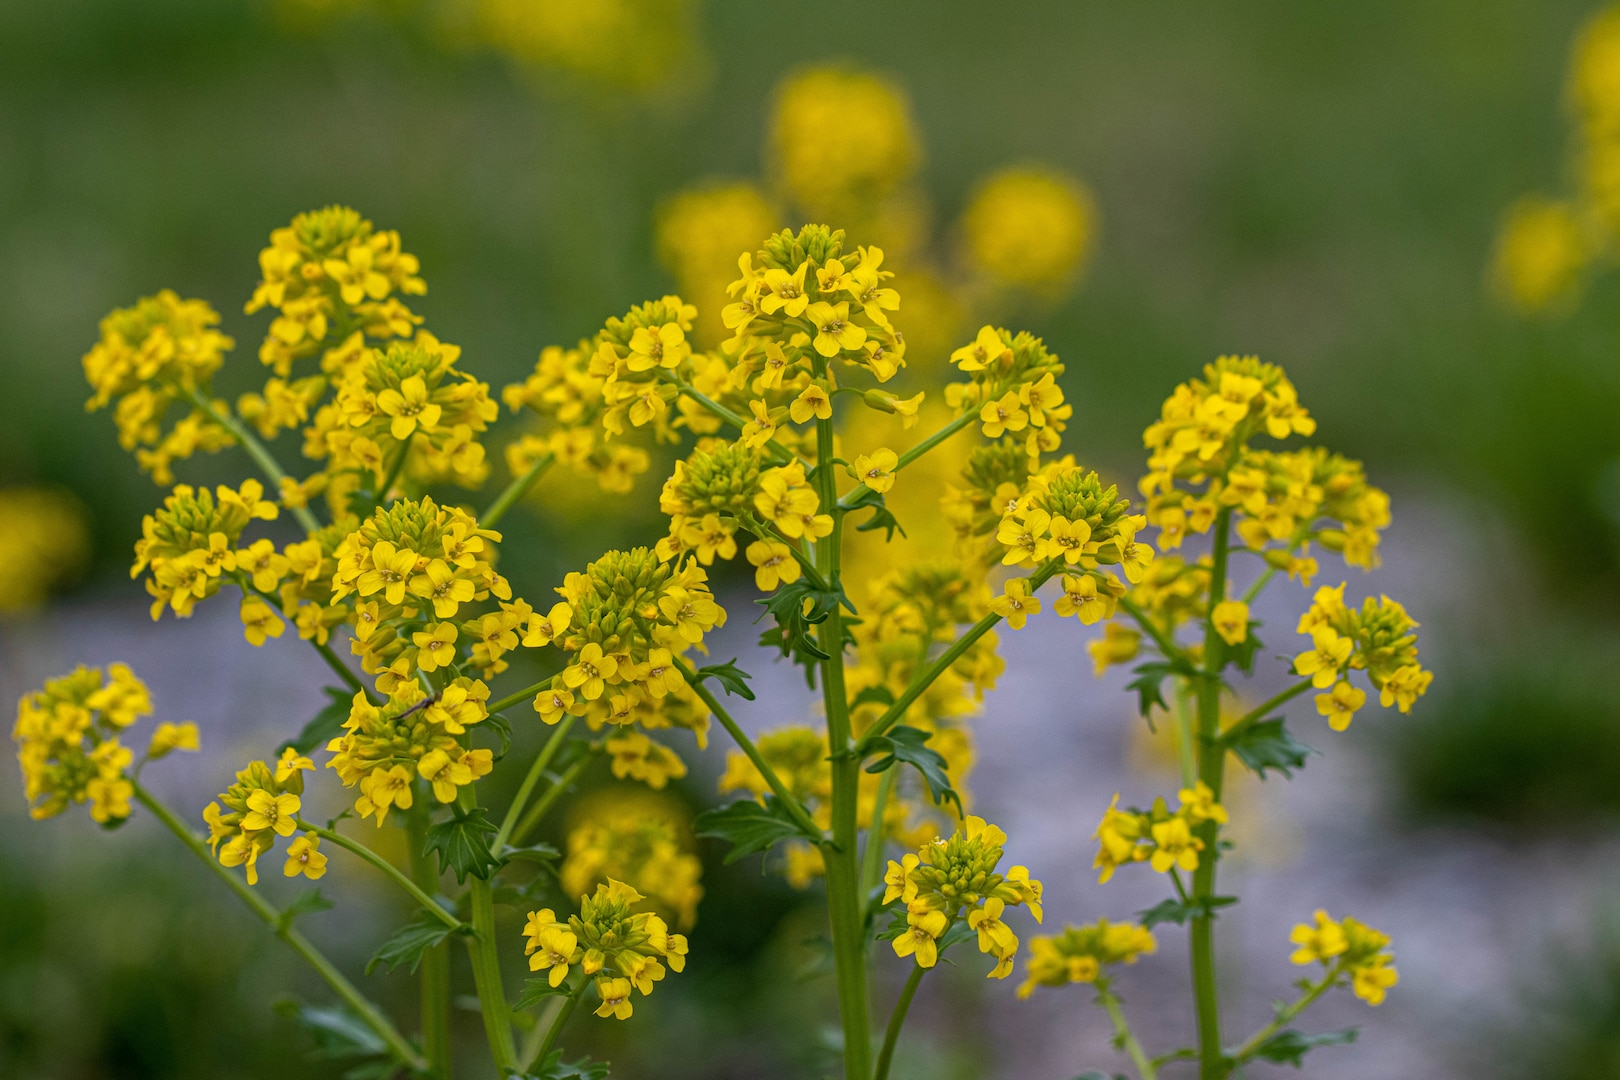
left=883, top=816, right=1043, bottom=978
left=521, top=880, right=689, bottom=1020
left=204, top=750, right=323, bottom=885
left=131, top=480, right=280, bottom=620
left=1293, top=584, right=1433, bottom=729
left=1017, top=919, right=1159, bottom=999
left=1091, top=783, right=1228, bottom=884
left=999, top=463, right=1153, bottom=580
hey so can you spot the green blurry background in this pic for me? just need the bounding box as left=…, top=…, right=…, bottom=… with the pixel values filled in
left=4, top=1, right=1620, bottom=1077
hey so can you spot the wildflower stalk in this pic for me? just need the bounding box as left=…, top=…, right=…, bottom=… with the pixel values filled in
left=510, top=748, right=598, bottom=847
left=532, top=977, right=591, bottom=1071
left=836, top=411, right=975, bottom=510
left=495, top=714, right=576, bottom=853
left=816, top=406, right=873, bottom=1080
left=858, top=764, right=897, bottom=911
left=458, top=789, right=518, bottom=1073
left=131, top=783, right=427, bottom=1073
left=408, top=800, right=454, bottom=1080
left=1119, top=596, right=1191, bottom=666
left=292, top=818, right=463, bottom=930
left=177, top=384, right=320, bottom=534
left=1097, top=982, right=1158, bottom=1080
left=481, top=451, right=555, bottom=530
left=1190, top=507, right=1233, bottom=1080
left=1216, top=679, right=1314, bottom=748
left=873, top=961, right=928, bottom=1080
left=1227, top=964, right=1339, bottom=1067
left=487, top=678, right=554, bottom=717
left=665, top=375, right=797, bottom=466
left=378, top=432, right=414, bottom=505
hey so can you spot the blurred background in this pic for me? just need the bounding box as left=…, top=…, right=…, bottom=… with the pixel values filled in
left=4, top=1, right=1620, bottom=1078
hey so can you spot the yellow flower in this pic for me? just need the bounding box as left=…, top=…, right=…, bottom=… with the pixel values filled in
left=746, top=539, right=800, bottom=592
left=1289, top=910, right=1349, bottom=965
left=1177, top=781, right=1228, bottom=825
left=1295, top=627, right=1352, bottom=688
left=1211, top=599, right=1250, bottom=646
left=1148, top=816, right=1201, bottom=874
left=563, top=642, right=619, bottom=701
left=806, top=301, right=866, bottom=357
left=239, top=594, right=286, bottom=647
left=412, top=622, right=459, bottom=672
left=283, top=833, right=328, bottom=880
left=893, top=903, right=948, bottom=968
left=990, top=577, right=1041, bottom=630
left=961, top=167, right=1096, bottom=291
left=850, top=448, right=898, bottom=493
left=1353, top=961, right=1399, bottom=1005
left=594, top=976, right=635, bottom=1019
left=979, top=391, right=1029, bottom=438
left=1054, top=574, right=1115, bottom=625
left=242, top=789, right=301, bottom=837
left=147, top=721, right=199, bottom=760
left=996, top=509, right=1050, bottom=567
left=1490, top=195, right=1588, bottom=313
left=789, top=384, right=833, bottom=424
left=1316, top=680, right=1367, bottom=732
left=951, top=325, right=1011, bottom=372
left=356, top=764, right=414, bottom=825
left=275, top=747, right=315, bottom=783
left=376, top=374, right=442, bottom=441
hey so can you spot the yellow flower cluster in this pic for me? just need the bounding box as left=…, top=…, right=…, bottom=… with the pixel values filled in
left=1092, top=782, right=1228, bottom=884
left=501, top=340, right=651, bottom=495
left=524, top=547, right=717, bottom=753
left=131, top=480, right=281, bottom=623
left=1491, top=197, right=1589, bottom=312
left=656, top=183, right=780, bottom=344
left=961, top=169, right=1096, bottom=294
left=13, top=664, right=165, bottom=824
left=204, top=751, right=325, bottom=884
left=81, top=290, right=236, bottom=484
left=561, top=793, right=703, bottom=931
left=245, top=204, right=424, bottom=377
left=326, top=679, right=494, bottom=822
left=1288, top=909, right=1399, bottom=1006
left=1294, top=584, right=1432, bottom=730
left=1016, top=919, right=1158, bottom=999
left=883, top=816, right=1042, bottom=978
left=947, top=326, right=1071, bottom=456
left=330, top=495, right=515, bottom=688
left=468, top=0, right=700, bottom=92
left=768, top=68, right=919, bottom=224
left=0, top=488, right=90, bottom=614
left=521, top=879, right=689, bottom=1019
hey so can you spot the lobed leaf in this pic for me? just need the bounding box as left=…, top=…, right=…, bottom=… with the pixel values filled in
left=864, top=725, right=962, bottom=812
left=1228, top=718, right=1316, bottom=779
left=424, top=807, right=500, bottom=883
left=694, top=797, right=822, bottom=864
left=1249, top=1027, right=1359, bottom=1067
left=365, top=911, right=460, bottom=975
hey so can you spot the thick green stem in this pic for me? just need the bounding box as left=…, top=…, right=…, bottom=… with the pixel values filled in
left=293, top=818, right=463, bottom=930
left=510, top=751, right=596, bottom=848
left=133, top=784, right=426, bottom=1072
left=675, top=656, right=823, bottom=840
left=531, top=976, right=589, bottom=1071
left=495, top=715, right=576, bottom=853
left=465, top=875, right=518, bottom=1073
left=408, top=801, right=454, bottom=1080
left=1099, top=984, right=1159, bottom=1080
left=179, top=384, right=320, bottom=533
left=836, top=411, right=974, bottom=510
left=1191, top=507, right=1233, bottom=1080
left=872, top=961, right=927, bottom=1080
left=481, top=452, right=554, bottom=529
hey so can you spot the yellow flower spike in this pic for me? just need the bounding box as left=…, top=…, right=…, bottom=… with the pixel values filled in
left=990, top=577, right=1041, bottom=630
left=283, top=833, right=327, bottom=880
left=1210, top=599, right=1250, bottom=646
left=1316, top=680, right=1367, bottom=732
left=147, top=721, right=199, bottom=760
left=1147, top=816, right=1202, bottom=874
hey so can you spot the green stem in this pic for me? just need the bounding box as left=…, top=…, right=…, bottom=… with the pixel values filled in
left=1239, top=567, right=1277, bottom=606
left=481, top=452, right=555, bottom=529
left=1228, top=965, right=1340, bottom=1066
left=495, top=715, right=576, bottom=853
left=1191, top=507, right=1233, bottom=1080
left=858, top=765, right=897, bottom=915
left=836, top=412, right=975, bottom=510
left=530, top=976, right=590, bottom=1071
left=674, top=656, right=823, bottom=841
left=856, top=560, right=1062, bottom=753
left=488, top=678, right=553, bottom=717
left=465, top=874, right=518, bottom=1073
left=378, top=432, right=414, bottom=504
left=293, top=819, right=463, bottom=930
left=179, top=384, right=320, bottom=533
left=1216, top=679, right=1314, bottom=748
left=1119, top=596, right=1190, bottom=666
left=1099, top=983, right=1159, bottom=1080
left=312, top=638, right=371, bottom=700
left=133, top=784, right=426, bottom=1072
left=1173, top=683, right=1198, bottom=791
left=510, top=750, right=596, bottom=848
left=667, top=378, right=796, bottom=466
left=872, top=961, right=928, bottom=1080
left=408, top=801, right=453, bottom=1080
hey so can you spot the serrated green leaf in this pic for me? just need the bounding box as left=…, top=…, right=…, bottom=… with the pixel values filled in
left=851, top=685, right=895, bottom=710
left=694, top=658, right=757, bottom=701
left=280, top=687, right=354, bottom=756
left=1226, top=623, right=1264, bottom=674
left=424, top=807, right=500, bottom=883
left=864, top=725, right=961, bottom=812
left=695, top=797, right=821, bottom=864
left=272, top=997, right=387, bottom=1061
left=1249, top=1026, right=1358, bottom=1067
left=512, top=976, right=570, bottom=1011
left=844, top=486, right=906, bottom=541
left=276, top=887, right=334, bottom=933
left=366, top=911, right=459, bottom=976
left=1137, top=895, right=1239, bottom=928
left=1228, top=718, right=1316, bottom=779
left=1125, top=662, right=1175, bottom=715
left=483, top=709, right=514, bottom=761
left=508, top=1050, right=611, bottom=1080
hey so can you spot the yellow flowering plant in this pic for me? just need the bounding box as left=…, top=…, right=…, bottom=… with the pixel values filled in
left=14, top=207, right=1428, bottom=1079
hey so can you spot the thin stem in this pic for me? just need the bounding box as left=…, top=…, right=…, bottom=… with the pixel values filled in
left=1239, top=567, right=1277, bottom=606
left=293, top=819, right=463, bottom=930
left=495, top=715, right=577, bottom=854
left=872, top=962, right=928, bottom=1080
left=179, top=384, right=320, bottom=533
left=858, top=765, right=897, bottom=915
left=1118, top=596, right=1190, bottom=666
left=133, top=783, right=426, bottom=1072
left=531, top=976, right=590, bottom=1071
left=1191, top=507, right=1233, bottom=1080
left=1217, top=679, right=1314, bottom=748
left=481, top=451, right=555, bottom=530
left=488, top=678, right=553, bottom=717
left=1173, top=683, right=1198, bottom=791
left=857, top=560, right=1062, bottom=753
left=1228, top=965, right=1340, bottom=1065
left=674, top=656, right=823, bottom=841
left=510, top=750, right=596, bottom=848
left=312, top=638, right=371, bottom=700
left=408, top=800, right=453, bottom=1080
left=1098, top=983, right=1159, bottom=1080
left=837, top=411, right=975, bottom=510
left=666, top=378, right=796, bottom=466
left=378, top=432, right=414, bottom=505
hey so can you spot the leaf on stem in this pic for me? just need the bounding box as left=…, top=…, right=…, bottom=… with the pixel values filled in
left=863, top=725, right=962, bottom=813
left=694, top=797, right=822, bottom=864
left=1248, top=1027, right=1358, bottom=1066
left=365, top=911, right=462, bottom=975
left=511, top=977, right=570, bottom=1012
left=1227, top=718, right=1316, bottom=779
left=275, top=887, right=334, bottom=933
left=1124, top=657, right=1200, bottom=717
left=754, top=578, right=854, bottom=680
left=509, top=1050, right=611, bottom=1080
left=843, top=486, right=906, bottom=540
left=1137, top=895, right=1238, bottom=928
left=424, top=806, right=500, bottom=883
left=280, top=688, right=354, bottom=756
left=1226, top=623, right=1265, bottom=674
left=271, top=997, right=387, bottom=1061
left=693, top=659, right=757, bottom=701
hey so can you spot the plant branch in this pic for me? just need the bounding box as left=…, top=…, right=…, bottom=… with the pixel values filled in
left=1217, top=679, right=1314, bottom=747
left=178, top=384, right=320, bottom=533
left=510, top=749, right=597, bottom=848
left=495, top=714, right=576, bottom=853
left=1099, top=982, right=1159, bottom=1080
left=873, top=959, right=929, bottom=1080
left=293, top=818, right=463, bottom=930
left=481, top=451, right=555, bottom=529
left=837, top=411, right=974, bottom=510
left=530, top=976, right=590, bottom=1071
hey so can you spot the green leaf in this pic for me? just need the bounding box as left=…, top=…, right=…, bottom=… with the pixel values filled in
left=483, top=709, right=514, bottom=761
left=509, top=1050, right=611, bottom=1080
left=1226, top=623, right=1264, bottom=674
left=694, top=797, right=821, bottom=864
left=424, top=807, right=500, bottom=883
left=1125, top=662, right=1175, bottom=715
left=512, top=976, right=570, bottom=1011
left=851, top=685, right=895, bottom=710
left=272, top=997, right=387, bottom=1061
left=754, top=578, right=856, bottom=682
left=844, top=486, right=906, bottom=541
left=365, top=911, right=460, bottom=975
left=275, top=888, right=334, bottom=933
left=1137, top=895, right=1238, bottom=928
left=694, top=658, right=757, bottom=701
left=1249, top=1027, right=1359, bottom=1067
left=280, top=687, right=354, bottom=756
left=1075, top=1072, right=1129, bottom=1080
left=499, top=841, right=561, bottom=869
left=864, top=725, right=962, bottom=812
left=1228, top=718, right=1316, bottom=779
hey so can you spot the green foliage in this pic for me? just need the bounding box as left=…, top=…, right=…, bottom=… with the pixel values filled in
left=1138, top=896, right=1237, bottom=929
left=511, top=978, right=570, bottom=1012
left=280, top=688, right=353, bottom=756
left=365, top=912, right=460, bottom=976
left=1248, top=1026, right=1358, bottom=1067
left=275, top=888, right=334, bottom=933
left=863, top=725, right=961, bottom=811
left=1228, top=719, right=1315, bottom=779
left=694, top=659, right=757, bottom=701
left=844, top=486, right=906, bottom=540
left=695, top=797, right=822, bottom=864
left=271, top=998, right=387, bottom=1063
left=423, top=807, right=500, bottom=883
left=511, top=1050, right=611, bottom=1080
left=755, top=578, right=851, bottom=677
left=1125, top=657, right=1199, bottom=716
